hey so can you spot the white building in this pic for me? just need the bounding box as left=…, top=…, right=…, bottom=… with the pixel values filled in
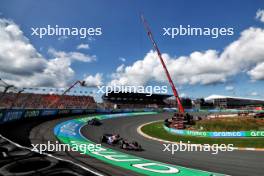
left=205, top=95, right=264, bottom=108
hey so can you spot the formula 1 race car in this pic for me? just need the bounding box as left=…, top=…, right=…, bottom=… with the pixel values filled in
left=101, top=134, right=121, bottom=145
left=119, top=140, right=143, bottom=151
left=87, top=118, right=102, bottom=126
left=101, top=134, right=143, bottom=151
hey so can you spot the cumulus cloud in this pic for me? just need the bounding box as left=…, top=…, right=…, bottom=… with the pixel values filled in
left=48, top=48, right=96, bottom=62
left=77, top=43, right=89, bottom=50
left=251, top=92, right=258, bottom=96
left=110, top=22, right=264, bottom=86
left=0, top=19, right=47, bottom=76
left=256, top=9, right=264, bottom=22
left=58, top=36, right=68, bottom=41
left=0, top=18, right=96, bottom=88
left=118, top=57, right=126, bottom=62
left=225, top=86, right=234, bottom=91
left=180, top=93, right=187, bottom=97
left=84, top=73, right=103, bottom=86
left=248, top=62, right=264, bottom=80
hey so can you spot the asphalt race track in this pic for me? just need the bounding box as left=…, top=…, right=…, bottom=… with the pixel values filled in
left=28, top=112, right=264, bottom=176
left=81, top=112, right=264, bottom=176
left=29, top=116, right=141, bottom=176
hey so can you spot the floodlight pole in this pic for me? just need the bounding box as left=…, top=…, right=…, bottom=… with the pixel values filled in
left=141, top=15, right=185, bottom=113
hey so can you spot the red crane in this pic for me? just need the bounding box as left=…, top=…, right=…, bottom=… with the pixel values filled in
left=48, top=80, right=86, bottom=108
left=141, top=15, right=185, bottom=113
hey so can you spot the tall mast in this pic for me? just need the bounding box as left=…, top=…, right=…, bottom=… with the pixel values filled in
left=141, top=15, right=185, bottom=113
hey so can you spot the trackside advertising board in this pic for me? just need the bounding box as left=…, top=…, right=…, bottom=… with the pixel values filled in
left=164, top=126, right=264, bottom=138
left=54, top=112, right=224, bottom=176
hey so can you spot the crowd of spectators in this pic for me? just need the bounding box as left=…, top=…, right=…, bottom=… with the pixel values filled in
left=0, top=92, right=96, bottom=109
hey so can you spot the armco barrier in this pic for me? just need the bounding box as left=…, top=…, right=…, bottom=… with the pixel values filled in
left=58, top=109, right=70, bottom=115
left=41, top=109, right=58, bottom=116
left=71, top=109, right=84, bottom=114
left=24, top=109, right=40, bottom=118
left=0, top=109, right=4, bottom=121
left=1, top=107, right=263, bottom=125
left=54, top=112, right=224, bottom=176
left=0, top=108, right=158, bottom=124
left=84, top=109, right=96, bottom=113
left=1, top=109, right=24, bottom=123
left=95, top=109, right=112, bottom=113
left=0, top=108, right=96, bottom=124
left=164, top=125, right=264, bottom=138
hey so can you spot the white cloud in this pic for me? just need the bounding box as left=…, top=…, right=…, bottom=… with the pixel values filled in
left=251, top=92, right=258, bottom=96
left=119, top=57, right=126, bottom=62
left=84, top=73, right=103, bottom=86
left=256, top=9, right=264, bottom=22
left=0, top=19, right=47, bottom=76
left=88, top=37, right=95, bottom=41
left=77, top=43, right=89, bottom=50
left=0, top=18, right=95, bottom=88
left=48, top=48, right=96, bottom=62
left=225, top=86, right=234, bottom=91
left=58, top=36, right=68, bottom=41
left=40, top=56, right=75, bottom=87
left=110, top=22, right=264, bottom=86
left=180, top=93, right=187, bottom=97
left=116, top=64, right=125, bottom=72
left=248, top=62, right=264, bottom=80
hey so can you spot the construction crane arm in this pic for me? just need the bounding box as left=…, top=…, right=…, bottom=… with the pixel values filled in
left=141, top=15, right=185, bottom=113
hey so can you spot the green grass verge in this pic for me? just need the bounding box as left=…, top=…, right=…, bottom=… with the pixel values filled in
left=141, top=121, right=264, bottom=148
left=193, top=117, right=264, bottom=131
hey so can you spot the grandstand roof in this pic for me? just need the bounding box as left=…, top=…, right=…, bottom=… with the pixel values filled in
left=102, top=92, right=172, bottom=105
left=205, top=94, right=264, bottom=102
left=21, top=87, right=94, bottom=96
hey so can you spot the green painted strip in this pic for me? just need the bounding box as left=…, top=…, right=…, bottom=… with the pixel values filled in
left=54, top=112, right=225, bottom=176
left=164, top=125, right=264, bottom=138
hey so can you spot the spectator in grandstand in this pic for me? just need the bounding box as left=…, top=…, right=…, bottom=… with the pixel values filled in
left=0, top=92, right=96, bottom=109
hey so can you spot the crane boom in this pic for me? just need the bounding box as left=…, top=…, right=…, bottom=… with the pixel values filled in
left=48, top=80, right=86, bottom=108
left=141, top=15, right=185, bottom=113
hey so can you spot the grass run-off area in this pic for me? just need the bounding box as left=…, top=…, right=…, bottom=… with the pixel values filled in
left=193, top=117, right=264, bottom=131
left=141, top=121, right=264, bottom=148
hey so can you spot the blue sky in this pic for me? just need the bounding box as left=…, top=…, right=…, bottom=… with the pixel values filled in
left=0, top=0, right=264, bottom=99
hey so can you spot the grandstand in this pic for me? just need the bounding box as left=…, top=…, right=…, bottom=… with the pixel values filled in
left=0, top=93, right=96, bottom=109
left=102, top=92, right=171, bottom=109
left=21, top=87, right=93, bottom=96
left=165, top=97, right=193, bottom=109
left=205, top=95, right=264, bottom=109
left=0, top=92, right=96, bottom=109
left=0, top=84, right=96, bottom=109
left=0, top=78, right=97, bottom=109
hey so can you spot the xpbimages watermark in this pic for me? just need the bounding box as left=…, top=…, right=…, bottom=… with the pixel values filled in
left=31, top=25, right=102, bottom=38
left=163, top=25, right=234, bottom=39
left=162, top=141, right=234, bottom=155
left=31, top=141, right=102, bottom=154
left=97, top=85, right=168, bottom=96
